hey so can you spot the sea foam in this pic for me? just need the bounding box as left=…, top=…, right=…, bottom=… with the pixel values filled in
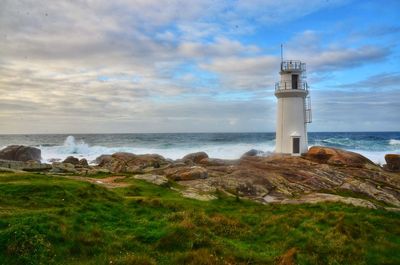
left=40, top=135, right=276, bottom=163
left=389, top=139, right=400, bottom=145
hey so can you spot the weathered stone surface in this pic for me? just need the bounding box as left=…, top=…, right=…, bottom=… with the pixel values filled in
left=62, top=156, right=80, bottom=165
left=0, top=159, right=51, bottom=171
left=50, top=162, right=77, bottom=173
left=166, top=166, right=208, bottom=181
left=305, top=146, right=374, bottom=168
left=198, top=158, right=235, bottom=166
left=79, top=158, right=89, bottom=167
left=94, top=154, right=112, bottom=165
left=385, top=154, right=400, bottom=171
left=182, top=152, right=209, bottom=164
left=99, top=152, right=169, bottom=173
left=241, top=149, right=262, bottom=158
left=0, top=145, right=41, bottom=162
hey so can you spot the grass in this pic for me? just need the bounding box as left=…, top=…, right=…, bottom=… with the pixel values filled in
left=0, top=172, right=399, bottom=265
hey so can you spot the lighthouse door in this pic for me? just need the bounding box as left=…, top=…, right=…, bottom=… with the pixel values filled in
left=292, top=137, right=300, bottom=154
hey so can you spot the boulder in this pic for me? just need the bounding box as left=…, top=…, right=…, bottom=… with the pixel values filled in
left=0, top=159, right=51, bottom=171
left=50, top=162, right=77, bottom=173
left=62, top=156, right=80, bottom=165
left=305, top=146, right=374, bottom=168
left=241, top=149, right=262, bottom=158
left=0, top=145, right=41, bottom=162
left=166, top=166, right=208, bottom=181
left=98, top=152, right=169, bottom=173
left=94, top=154, right=112, bottom=166
left=385, top=154, right=400, bottom=171
left=182, top=152, right=209, bottom=164
left=79, top=158, right=89, bottom=167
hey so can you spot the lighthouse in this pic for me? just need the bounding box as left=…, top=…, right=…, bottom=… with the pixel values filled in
left=275, top=60, right=312, bottom=155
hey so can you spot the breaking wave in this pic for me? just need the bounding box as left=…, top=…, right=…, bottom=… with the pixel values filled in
left=40, top=135, right=276, bottom=163
left=389, top=139, right=400, bottom=146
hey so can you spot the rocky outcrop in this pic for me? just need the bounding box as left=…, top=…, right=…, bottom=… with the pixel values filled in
left=182, top=152, right=209, bottom=164
left=99, top=152, right=170, bottom=173
left=165, top=166, right=208, bottom=181
left=241, top=149, right=262, bottom=158
left=385, top=154, right=400, bottom=171
left=2, top=145, right=399, bottom=209
left=79, top=158, right=89, bottom=167
left=94, top=154, right=112, bottom=165
left=50, top=162, right=77, bottom=173
left=305, top=146, right=374, bottom=168
left=0, top=159, right=51, bottom=171
left=62, top=156, right=80, bottom=165
left=0, top=145, right=41, bottom=162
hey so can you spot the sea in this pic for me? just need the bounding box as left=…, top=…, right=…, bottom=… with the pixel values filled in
left=0, top=132, right=399, bottom=164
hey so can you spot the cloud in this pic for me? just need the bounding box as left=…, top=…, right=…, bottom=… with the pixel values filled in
left=0, top=0, right=398, bottom=133
left=311, top=89, right=400, bottom=131
left=200, top=56, right=279, bottom=90
left=335, top=72, right=400, bottom=89
left=285, top=31, right=390, bottom=72
left=233, top=0, right=349, bottom=24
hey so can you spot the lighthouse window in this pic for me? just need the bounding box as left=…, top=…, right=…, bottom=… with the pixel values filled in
left=292, top=74, right=299, bottom=89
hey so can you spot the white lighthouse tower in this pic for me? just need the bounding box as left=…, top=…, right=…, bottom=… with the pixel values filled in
left=275, top=60, right=312, bottom=155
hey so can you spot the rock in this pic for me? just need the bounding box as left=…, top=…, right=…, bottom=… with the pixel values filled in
left=0, top=145, right=41, bottom=162
left=79, top=158, right=89, bottom=167
left=385, top=154, right=400, bottom=171
left=62, top=156, right=80, bottom=165
left=198, top=158, right=235, bottom=166
left=99, top=152, right=169, bottom=173
left=305, top=146, right=374, bottom=168
left=241, top=149, right=262, bottom=158
left=48, top=158, right=61, bottom=163
left=0, top=159, right=51, bottom=171
left=93, top=154, right=112, bottom=165
left=182, top=152, right=209, bottom=164
left=166, top=166, right=208, bottom=181
left=50, top=162, right=77, bottom=173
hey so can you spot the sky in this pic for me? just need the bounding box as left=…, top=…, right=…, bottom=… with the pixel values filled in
left=0, top=0, right=399, bottom=134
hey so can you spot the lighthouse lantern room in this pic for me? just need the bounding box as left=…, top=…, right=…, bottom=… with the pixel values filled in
left=274, top=60, right=312, bottom=155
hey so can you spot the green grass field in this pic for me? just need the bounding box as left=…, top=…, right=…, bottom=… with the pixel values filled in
left=0, top=172, right=399, bottom=265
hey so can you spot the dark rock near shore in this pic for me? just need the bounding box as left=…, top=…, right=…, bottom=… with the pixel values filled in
left=79, top=158, right=89, bottom=167
left=241, top=149, right=262, bottom=158
left=0, top=145, right=41, bottom=162
left=182, top=152, right=209, bottom=164
left=95, top=154, right=112, bottom=166
left=305, top=146, right=374, bottom=168
left=385, top=154, right=400, bottom=171
left=62, top=156, right=80, bottom=165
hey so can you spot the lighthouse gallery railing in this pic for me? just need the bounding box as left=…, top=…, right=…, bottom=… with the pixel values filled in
left=275, top=81, right=309, bottom=91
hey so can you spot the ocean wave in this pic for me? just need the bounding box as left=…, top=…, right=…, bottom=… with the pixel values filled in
left=40, top=135, right=276, bottom=163
left=389, top=139, right=400, bottom=145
